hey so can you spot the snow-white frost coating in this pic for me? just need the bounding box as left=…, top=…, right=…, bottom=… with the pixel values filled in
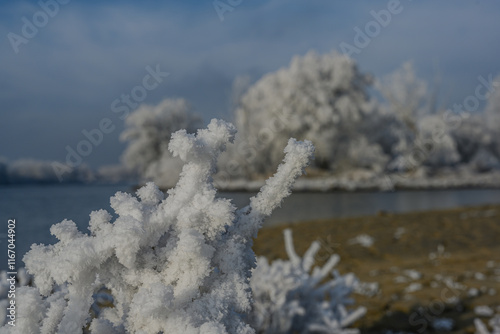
left=249, top=229, right=366, bottom=334
left=3, top=119, right=314, bottom=334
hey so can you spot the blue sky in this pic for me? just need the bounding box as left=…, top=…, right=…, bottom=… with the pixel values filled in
left=1, top=0, right=500, bottom=168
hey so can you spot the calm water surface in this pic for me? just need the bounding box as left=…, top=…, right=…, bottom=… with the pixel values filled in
left=1, top=184, right=499, bottom=270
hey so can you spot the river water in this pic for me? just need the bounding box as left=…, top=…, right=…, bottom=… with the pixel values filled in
left=1, top=184, right=499, bottom=270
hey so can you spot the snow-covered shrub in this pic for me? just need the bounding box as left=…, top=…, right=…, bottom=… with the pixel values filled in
left=249, top=229, right=366, bottom=334
left=475, top=314, right=500, bottom=334
left=120, top=98, right=203, bottom=188
left=6, top=119, right=314, bottom=334
left=232, top=50, right=376, bottom=175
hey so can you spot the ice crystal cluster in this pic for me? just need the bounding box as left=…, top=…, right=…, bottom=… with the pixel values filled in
left=1, top=119, right=314, bottom=334
left=249, top=229, right=366, bottom=334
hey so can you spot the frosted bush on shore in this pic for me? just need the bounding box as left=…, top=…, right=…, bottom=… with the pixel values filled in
left=3, top=119, right=314, bottom=334
left=120, top=98, right=202, bottom=188
left=250, top=229, right=366, bottom=334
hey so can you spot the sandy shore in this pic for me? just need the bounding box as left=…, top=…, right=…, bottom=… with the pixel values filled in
left=253, top=204, right=500, bottom=333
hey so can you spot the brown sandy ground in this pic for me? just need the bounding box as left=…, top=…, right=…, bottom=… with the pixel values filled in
left=253, top=204, right=500, bottom=334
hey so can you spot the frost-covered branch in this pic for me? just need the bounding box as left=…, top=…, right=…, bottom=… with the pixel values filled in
left=5, top=119, right=313, bottom=334
left=233, top=139, right=314, bottom=240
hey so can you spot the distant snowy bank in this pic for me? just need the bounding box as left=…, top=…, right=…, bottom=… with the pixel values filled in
left=217, top=170, right=500, bottom=192
left=0, top=158, right=136, bottom=186
left=3, top=157, right=499, bottom=192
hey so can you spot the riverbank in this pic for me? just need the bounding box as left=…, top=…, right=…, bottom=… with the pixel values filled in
left=253, top=204, right=500, bottom=333
left=219, top=170, right=500, bottom=192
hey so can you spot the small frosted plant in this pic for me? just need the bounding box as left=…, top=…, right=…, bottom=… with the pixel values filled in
left=249, top=229, right=366, bottom=334
left=3, top=119, right=314, bottom=334
left=475, top=315, right=500, bottom=334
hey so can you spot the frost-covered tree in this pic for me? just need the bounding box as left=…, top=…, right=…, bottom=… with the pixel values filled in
left=120, top=98, right=203, bottom=188
left=6, top=119, right=314, bottom=334
left=375, top=62, right=465, bottom=172
left=375, top=61, right=433, bottom=133
left=233, top=51, right=376, bottom=175
left=375, top=61, right=434, bottom=168
left=250, top=229, right=366, bottom=334
left=484, top=75, right=500, bottom=160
